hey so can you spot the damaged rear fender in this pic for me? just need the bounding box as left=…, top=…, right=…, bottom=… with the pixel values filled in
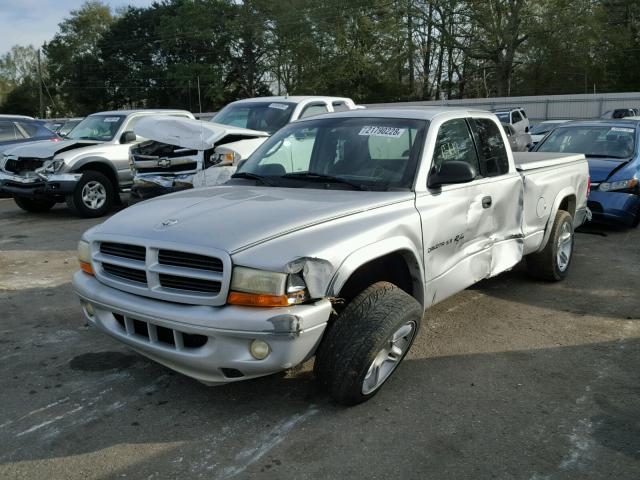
left=539, top=187, right=577, bottom=252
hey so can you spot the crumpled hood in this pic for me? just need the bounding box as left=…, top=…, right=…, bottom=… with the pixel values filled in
left=2, top=138, right=99, bottom=159
left=90, top=186, right=413, bottom=253
left=587, top=157, right=630, bottom=182
left=134, top=116, right=268, bottom=150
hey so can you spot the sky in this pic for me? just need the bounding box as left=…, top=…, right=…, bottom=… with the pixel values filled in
left=0, top=0, right=156, bottom=56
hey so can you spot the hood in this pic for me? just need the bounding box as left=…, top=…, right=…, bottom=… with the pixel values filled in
left=90, top=186, right=412, bottom=253
left=587, top=157, right=631, bottom=182
left=2, top=138, right=99, bottom=159
left=134, top=116, right=268, bottom=151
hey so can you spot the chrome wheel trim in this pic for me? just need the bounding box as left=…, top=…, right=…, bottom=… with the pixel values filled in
left=556, top=221, right=573, bottom=272
left=81, top=181, right=107, bottom=210
left=362, top=320, right=416, bottom=395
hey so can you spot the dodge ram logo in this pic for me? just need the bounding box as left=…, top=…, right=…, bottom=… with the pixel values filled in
left=157, top=157, right=171, bottom=168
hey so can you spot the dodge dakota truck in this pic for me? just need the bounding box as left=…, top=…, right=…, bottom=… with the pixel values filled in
left=0, top=109, right=193, bottom=217
left=129, top=96, right=359, bottom=201
left=73, top=107, right=590, bottom=405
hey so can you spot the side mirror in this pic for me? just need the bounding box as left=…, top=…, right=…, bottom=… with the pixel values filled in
left=120, top=131, right=137, bottom=144
left=428, top=161, right=476, bottom=188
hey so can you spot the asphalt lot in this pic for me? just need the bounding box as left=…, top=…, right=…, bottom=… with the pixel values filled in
left=0, top=197, right=639, bottom=480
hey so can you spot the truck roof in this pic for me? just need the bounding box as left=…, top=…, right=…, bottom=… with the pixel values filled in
left=230, top=96, right=354, bottom=105
left=89, top=109, right=192, bottom=116
left=297, top=107, right=492, bottom=122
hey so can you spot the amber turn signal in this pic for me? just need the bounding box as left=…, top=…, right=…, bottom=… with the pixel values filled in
left=80, top=261, right=94, bottom=275
left=227, top=291, right=290, bottom=307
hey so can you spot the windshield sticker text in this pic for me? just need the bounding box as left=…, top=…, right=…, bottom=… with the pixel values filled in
left=610, top=127, right=634, bottom=133
left=103, top=117, right=120, bottom=123
left=358, top=126, right=405, bottom=138
left=269, top=103, right=289, bottom=110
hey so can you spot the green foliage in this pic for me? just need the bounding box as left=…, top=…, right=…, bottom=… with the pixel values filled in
left=2, top=0, right=640, bottom=116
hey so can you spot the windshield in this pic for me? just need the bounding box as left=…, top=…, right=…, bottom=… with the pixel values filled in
left=236, top=117, right=428, bottom=190
left=495, top=112, right=510, bottom=123
left=66, top=115, right=125, bottom=141
left=537, top=125, right=636, bottom=159
left=530, top=122, right=560, bottom=135
left=211, top=102, right=295, bottom=134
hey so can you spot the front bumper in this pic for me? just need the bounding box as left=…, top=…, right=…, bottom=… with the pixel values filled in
left=0, top=171, right=81, bottom=199
left=130, top=173, right=194, bottom=201
left=73, top=271, right=332, bottom=385
left=587, top=190, right=640, bottom=227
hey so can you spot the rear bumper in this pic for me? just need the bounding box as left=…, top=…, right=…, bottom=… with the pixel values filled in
left=73, top=272, right=332, bottom=385
left=587, top=190, right=640, bottom=227
left=0, top=171, right=80, bottom=199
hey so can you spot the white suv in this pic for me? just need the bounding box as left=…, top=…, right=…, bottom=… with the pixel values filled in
left=492, top=107, right=530, bottom=134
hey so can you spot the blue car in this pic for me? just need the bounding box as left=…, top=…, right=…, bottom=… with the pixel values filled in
left=534, top=120, right=640, bottom=227
left=0, top=115, right=61, bottom=151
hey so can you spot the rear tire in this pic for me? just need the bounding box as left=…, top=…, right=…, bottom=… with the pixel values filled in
left=13, top=197, right=56, bottom=213
left=526, top=210, right=574, bottom=281
left=66, top=171, right=115, bottom=218
left=314, top=282, right=422, bottom=406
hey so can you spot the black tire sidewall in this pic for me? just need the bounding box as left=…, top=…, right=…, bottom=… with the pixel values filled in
left=67, top=171, right=114, bottom=218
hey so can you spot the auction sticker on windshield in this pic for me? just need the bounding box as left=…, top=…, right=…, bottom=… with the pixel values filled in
left=269, top=103, right=289, bottom=110
left=610, top=127, right=634, bottom=133
left=359, top=126, right=406, bottom=138
left=104, top=117, right=121, bottom=122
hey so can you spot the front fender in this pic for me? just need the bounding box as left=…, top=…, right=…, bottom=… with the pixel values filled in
left=327, top=236, right=425, bottom=307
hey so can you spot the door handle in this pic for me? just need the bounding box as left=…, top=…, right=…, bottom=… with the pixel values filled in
left=482, top=196, right=492, bottom=209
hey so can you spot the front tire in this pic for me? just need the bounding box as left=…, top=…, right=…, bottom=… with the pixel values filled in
left=14, top=197, right=56, bottom=213
left=66, top=171, right=115, bottom=218
left=314, top=282, right=422, bottom=406
left=526, top=210, right=574, bottom=281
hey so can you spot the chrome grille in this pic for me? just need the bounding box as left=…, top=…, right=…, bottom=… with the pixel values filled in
left=92, top=239, right=230, bottom=306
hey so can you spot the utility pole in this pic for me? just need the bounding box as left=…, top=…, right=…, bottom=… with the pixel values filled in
left=37, top=49, right=44, bottom=118
left=197, top=76, right=202, bottom=115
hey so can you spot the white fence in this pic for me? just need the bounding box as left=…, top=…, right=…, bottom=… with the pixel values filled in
left=366, top=92, right=640, bottom=121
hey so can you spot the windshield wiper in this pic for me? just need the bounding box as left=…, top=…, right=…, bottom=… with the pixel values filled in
left=282, top=172, right=369, bottom=191
left=231, top=171, right=277, bottom=186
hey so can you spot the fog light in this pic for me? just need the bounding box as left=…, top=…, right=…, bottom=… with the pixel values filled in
left=250, top=339, right=270, bottom=360
left=82, top=301, right=94, bottom=318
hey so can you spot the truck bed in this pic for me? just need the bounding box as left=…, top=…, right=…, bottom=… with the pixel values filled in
left=514, top=152, right=585, bottom=171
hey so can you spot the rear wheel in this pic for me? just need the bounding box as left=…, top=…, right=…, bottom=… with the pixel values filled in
left=66, top=171, right=115, bottom=218
left=314, top=282, right=422, bottom=405
left=13, top=197, right=56, bottom=213
left=526, top=210, right=574, bottom=281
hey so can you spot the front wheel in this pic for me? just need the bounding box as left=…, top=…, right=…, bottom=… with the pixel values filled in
left=14, top=197, right=56, bottom=213
left=66, top=171, right=115, bottom=218
left=314, top=282, right=422, bottom=406
left=526, top=210, right=574, bottom=281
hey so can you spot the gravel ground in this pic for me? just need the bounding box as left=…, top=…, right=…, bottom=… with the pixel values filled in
left=0, top=198, right=638, bottom=480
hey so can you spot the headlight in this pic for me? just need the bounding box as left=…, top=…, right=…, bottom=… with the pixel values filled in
left=40, top=158, right=65, bottom=174
left=77, top=240, right=93, bottom=275
left=228, top=266, right=309, bottom=307
left=210, top=147, right=241, bottom=167
left=599, top=178, right=638, bottom=192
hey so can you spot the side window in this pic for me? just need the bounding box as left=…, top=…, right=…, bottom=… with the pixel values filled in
left=432, top=118, right=480, bottom=175
left=512, top=111, right=523, bottom=124
left=471, top=118, right=510, bottom=177
left=332, top=101, right=350, bottom=112
left=520, top=109, right=527, bottom=119
left=299, top=103, right=328, bottom=119
left=18, top=122, right=37, bottom=137
left=0, top=122, right=21, bottom=141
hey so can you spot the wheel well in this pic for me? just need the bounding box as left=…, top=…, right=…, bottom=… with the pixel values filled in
left=559, top=195, right=576, bottom=218
left=337, top=251, right=422, bottom=306
left=76, top=162, right=118, bottom=189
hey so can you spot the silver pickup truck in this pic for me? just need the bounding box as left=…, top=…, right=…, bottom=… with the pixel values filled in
left=0, top=109, right=193, bottom=217
left=73, top=107, right=590, bottom=405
